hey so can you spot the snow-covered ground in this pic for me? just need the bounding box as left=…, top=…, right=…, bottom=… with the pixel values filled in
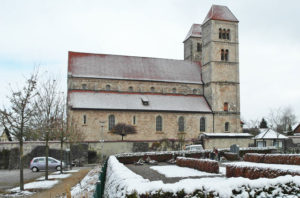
left=36, top=173, right=71, bottom=180
left=104, top=156, right=300, bottom=197
left=150, top=165, right=221, bottom=177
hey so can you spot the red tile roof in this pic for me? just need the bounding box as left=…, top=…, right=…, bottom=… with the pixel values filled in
left=183, top=24, right=202, bottom=42
left=203, top=5, right=239, bottom=24
left=68, top=51, right=202, bottom=84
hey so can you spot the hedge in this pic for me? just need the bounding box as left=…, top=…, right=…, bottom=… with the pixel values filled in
left=176, top=157, right=219, bottom=174
left=244, top=153, right=300, bottom=165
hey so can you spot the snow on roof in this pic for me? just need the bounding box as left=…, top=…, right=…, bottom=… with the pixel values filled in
left=254, top=128, right=288, bottom=140
left=293, top=123, right=300, bottom=131
left=183, top=24, right=202, bottom=42
left=201, top=132, right=252, bottom=138
left=0, top=125, right=4, bottom=137
left=68, top=52, right=202, bottom=84
left=203, top=5, right=239, bottom=25
left=69, top=91, right=212, bottom=113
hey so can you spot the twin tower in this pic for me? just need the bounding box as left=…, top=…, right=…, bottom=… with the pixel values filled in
left=184, top=5, right=241, bottom=132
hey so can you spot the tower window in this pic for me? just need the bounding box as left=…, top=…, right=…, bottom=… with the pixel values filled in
left=221, top=49, right=225, bottom=61
left=108, top=115, right=115, bottom=131
left=197, top=43, right=202, bottom=52
left=178, top=116, right=184, bottom=132
left=128, top=86, right=133, bottom=91
left=225, top=122, right=230, bottom=132
left=156, top=116, right=162, bottom=131
left=200, top=117, right=206, bottom=132
left=150, top=87, right=155, bottom=92
left=219, top=28, right=222, bottom=39
left=172, top=88, right=176, bottom=94
left=224, top=102, right=229, bottom=111
left=106, top=84, right=111, bottom=91
left=225, top=49, right=229, bottom=61
left=83, top=115, right=87, bottom=124
left=226, top=29, right=230, bottom=40
left=222, top=29, right=226, bottom=39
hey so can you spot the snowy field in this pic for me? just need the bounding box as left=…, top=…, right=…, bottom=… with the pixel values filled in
left=150, top=165, right=222, bottom=178
left=104, top=156, right=300, bottom=197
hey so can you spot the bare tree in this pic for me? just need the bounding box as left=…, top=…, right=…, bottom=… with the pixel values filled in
left=267, top=107, right=297, bottom=133
left=33, top=77, right=64, bottom=180
left=0, top=72, right=37, bottom=191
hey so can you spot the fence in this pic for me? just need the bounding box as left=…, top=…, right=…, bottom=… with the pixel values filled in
left=94, top=159, right=108, bottom=198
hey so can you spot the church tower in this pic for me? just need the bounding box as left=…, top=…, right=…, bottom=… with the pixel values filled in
left=183, top=24, right=202, bottom=62
left=201, top=5, right=241, bottom=132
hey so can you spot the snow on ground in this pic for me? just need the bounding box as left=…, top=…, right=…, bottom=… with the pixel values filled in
left=70, top=166, right=101, bottom=198
left=36, top=173, right=71, bottom=180
left=10, top=180, right=59, bottom=192
left=53, top=169, right=79, bottom=174
left=219, top=166, right=226, bottom=175
left=150, top=165, right=221, bottom=177
left=104, top=156, right=300, bottom=198
left=224, top=161, right=300, bottom=174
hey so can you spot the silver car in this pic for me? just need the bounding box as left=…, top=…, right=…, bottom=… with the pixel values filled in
left=30, top=157, right=65, bottom=172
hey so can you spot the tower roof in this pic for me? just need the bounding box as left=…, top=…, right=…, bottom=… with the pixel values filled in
left=183, top=24, right=202, bottom=42
left=203, top=5, right=239, bottom=25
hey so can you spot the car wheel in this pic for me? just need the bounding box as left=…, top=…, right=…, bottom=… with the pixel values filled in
left=32, top=167, right=39, bottom=172
left=56, top=166, right=61, bottom=171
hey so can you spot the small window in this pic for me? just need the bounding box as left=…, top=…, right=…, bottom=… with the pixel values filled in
left=108, top=115, right=115, bottom=131
left=197, top=43, right=202, bottom=52
left=219, top=28, right=222, bottom=39
left=226, top=29, right=230, bottom=40
left=156, top=116, right=162, bottom=131
left=82, top=84, right=87, bottom=89
left=128, top=86, right=133, bottom=91
left=224, top=102, right=229, bottom=111
left=150, top=87, right=155, bottom=92
left=200, top=117, right=206, bottom=132
left=178, top=116, right=184, bottom=132
left=222, top=29, right=226, bottom=39
left=106, top=84, right=111, bottom=91
left=225, top=49, right=229, bottom=61
left=33, top=159, right=39, bottom=163
left=225, top=122, right=229, bottom=132
left=38, top=158, right=45, bottom=162
left=133, top=116, right=136, bottom=125
left=221, top=49, right=224, bottom=61
left=193, top=89, right=197, bottom=94
left=83, top=115, right=87, bottom=124
left=172, top=88, right=176, bottom=94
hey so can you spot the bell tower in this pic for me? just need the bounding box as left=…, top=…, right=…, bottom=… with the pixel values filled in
left=201, top=5, right=241, bottom=132
left=183, top=24, right=202, bottom=62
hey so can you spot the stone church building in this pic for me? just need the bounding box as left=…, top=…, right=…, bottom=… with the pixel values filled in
left=67, top=5, right=242, bottom=143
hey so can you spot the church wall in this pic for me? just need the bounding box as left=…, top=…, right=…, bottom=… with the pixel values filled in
left=68, top=109, right=213, bottom=141
left=184, top=37, right=202, bottom=62
left=69, top=77, right=204, bottom=95
left=213, top=114, right=242, bottom=133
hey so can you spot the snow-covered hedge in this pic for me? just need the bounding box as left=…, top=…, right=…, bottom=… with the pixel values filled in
left=226, top=161, right=300, bottom=179
left=244, top=153, right=300, bottom=165
left=104, top=156, right=300, bottom=197
left=176, top=157, right=219, bottom=174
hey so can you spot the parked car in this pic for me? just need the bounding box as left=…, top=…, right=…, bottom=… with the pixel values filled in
left=30, top=157, right=65, bottom=172
left=184, top=144, right=204, bottom=151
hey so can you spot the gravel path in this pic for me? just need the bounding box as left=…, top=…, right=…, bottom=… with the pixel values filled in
left=126, top=163, right=224, bottom=184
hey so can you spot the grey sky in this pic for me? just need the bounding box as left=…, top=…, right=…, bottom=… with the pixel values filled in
left=0, top=0, right=299, bottom=122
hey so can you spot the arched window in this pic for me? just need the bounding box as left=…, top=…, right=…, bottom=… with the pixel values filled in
left=178, top=116, right=184, bottom=132
left=226, top=29, right=230, bottom=40
left=200, top=117, right=206, bottom=132
left=197, top=43, right=202, bottom=52
left=83, top=115, right=87, bottom=124
left=156, top=116, right=162, bottom=131
left=225, top=122, right=229, bottom=132
left=150, top=87, right=155, bottom=92
left=133, top=116, right=136, bottom=125
left=128, top=86, right=133, bottom=91
left=106, top=84, right=111, bottom=91
left=221, top=49, right=224, bottom=61
left=222, top=29, right=226, bottom=39
left=172, top=88, right=176, bottom=94
left=82, top=84, right=87, bottom=90
left=225, top=49, right=229, bottom=61
left=108, top=115, right=115, bottom=131
left=219, top=28, right=222, bottom=39
left=224, top=102, right=229, bottom=111
left=193, top=89, right=197, bottom=94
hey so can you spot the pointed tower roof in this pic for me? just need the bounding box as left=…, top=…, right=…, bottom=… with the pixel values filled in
left=183, top=24, right=202, bottom=42
left=203, top=5, right=239, bottom=25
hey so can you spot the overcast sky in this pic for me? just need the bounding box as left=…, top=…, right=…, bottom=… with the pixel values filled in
left=0, top=0, right=299, bottom=123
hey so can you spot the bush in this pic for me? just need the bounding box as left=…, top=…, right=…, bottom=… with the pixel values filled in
left=176, top=157, right=219, bottom=174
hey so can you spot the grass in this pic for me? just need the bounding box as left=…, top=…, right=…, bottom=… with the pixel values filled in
left=30, top=168, right=92, bottom=198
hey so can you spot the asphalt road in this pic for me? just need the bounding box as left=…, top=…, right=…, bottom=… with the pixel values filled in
left=0, top=169, right=52, bottom=190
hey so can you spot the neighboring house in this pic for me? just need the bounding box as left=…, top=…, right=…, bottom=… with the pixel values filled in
left=293, top=123, right=300, bottom=135
left=67, top=5, right=242, bottom=142
left=0, top=126, right=12, bottom=142
left=254, top=129, right=288, bottom=148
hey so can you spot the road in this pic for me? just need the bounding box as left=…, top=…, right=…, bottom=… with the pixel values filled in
left=0, top=169, right=51, bottom=190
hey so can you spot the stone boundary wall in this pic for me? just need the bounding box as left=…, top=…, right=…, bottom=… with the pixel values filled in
left=176, top=157, right=219, bottom=173
left=244, top=153, right=300, bottom=165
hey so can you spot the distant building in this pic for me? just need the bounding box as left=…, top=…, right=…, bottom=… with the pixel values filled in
left=254, top=129, right=288, bottom=148
left=0, top=126, right=12, bottom=142
left=293, top=123, right=300, bottom=134
left=67, top=5, right=242, bottom=142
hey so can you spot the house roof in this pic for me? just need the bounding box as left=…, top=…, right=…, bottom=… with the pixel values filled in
left=69, top=91, right=212, bottom=113
left=183, top=24, right=202, bottom=42
left=293, top=123, right=300, bottom=132
left=203, top=5, right=239, bottom=25
left=201, top=133, right=252, bottom=138
left=68, top=51, right=203, bottom=84
left=254, top=129, right=288, bottom=140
